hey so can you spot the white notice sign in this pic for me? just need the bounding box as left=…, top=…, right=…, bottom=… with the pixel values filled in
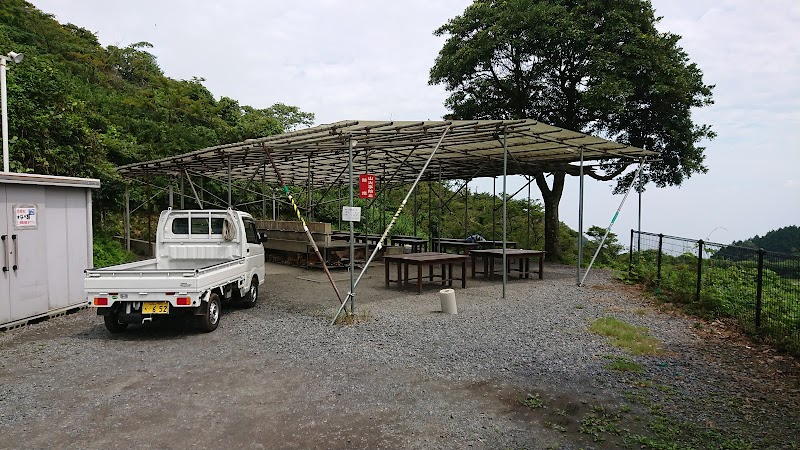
left=342, top=206, right=361, bottom=222
left=13, top=205, right=38, bottom=229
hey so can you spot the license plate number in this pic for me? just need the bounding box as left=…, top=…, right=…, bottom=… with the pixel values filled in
left=142, top=302, right=169, bottom=314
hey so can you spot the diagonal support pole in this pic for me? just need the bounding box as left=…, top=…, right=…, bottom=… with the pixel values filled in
left=580, top=157, right=647, bottom=286
left=264, top=144, right=347, bottom=308
left=331, top=125, right=451, bottom=325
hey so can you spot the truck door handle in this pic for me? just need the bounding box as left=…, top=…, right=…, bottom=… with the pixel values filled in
left=247, top=249, right=250, bottom=253
left=11, top=235, right=18, bottom=271
left=1, top=235, right=7, bottom=272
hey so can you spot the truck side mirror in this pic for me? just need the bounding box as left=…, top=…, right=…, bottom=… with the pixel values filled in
left=259, top=233, right=268, bottom=243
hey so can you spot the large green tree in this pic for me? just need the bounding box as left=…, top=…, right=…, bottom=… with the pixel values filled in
left=430, top=0, right=714, bottom=261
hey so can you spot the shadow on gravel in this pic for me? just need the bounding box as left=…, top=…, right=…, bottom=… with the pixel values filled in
left=73, top=301, right=262, bottom=341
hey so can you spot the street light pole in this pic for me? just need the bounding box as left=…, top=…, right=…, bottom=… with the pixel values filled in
left=1, top=51, right=24, bottom=173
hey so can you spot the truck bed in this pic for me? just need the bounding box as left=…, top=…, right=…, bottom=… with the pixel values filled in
left=90, top=258, right=234, bottom=272
left=85, top=257, right=247, bottom=292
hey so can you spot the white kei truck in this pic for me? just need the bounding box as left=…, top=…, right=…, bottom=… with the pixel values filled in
left=85, top=209, right=266, bottom=333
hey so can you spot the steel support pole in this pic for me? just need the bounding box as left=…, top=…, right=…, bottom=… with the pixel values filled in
left=428, top=179, right=432, bottom=249
left=527, top=176, right=531, bottom=249
left=307, top=156, right=312, bottom=221
left=332, top=126, right=451, bottom=324
left=1, top=59, right=9, bottom=172
left=184, top=170, right=203, bottom=209
left=261, top=166, right=266, bottom=218
left=272, top=189, right=276, bottom=220
left=146, top=181, right=152, bottom=256
left=227, top=157, right=232, bottom=208
left=463, top=179, right=468, bottom=237
left=349, top=137, right=355, bottom=316
left=696, top=240, right=704, bottom=302
left=580, top=158, right=647, bottom=286
left=502, top=132, right=508, bottom=299
left=637, top=164, right=642, bottom=252
left=492, top=178, right=496, bottom=241
left=577, top=148, right=584, bottom=285
left=168, top=184, right=173, bottom=208
left=264, top=145, right=345, bottom=309
left=179, top=172, right=185, bottom=209
left=413, top=187, right=417, bottom=237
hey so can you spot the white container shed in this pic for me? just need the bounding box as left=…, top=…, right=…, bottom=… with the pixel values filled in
left=0, top=172, right=99, bottom=328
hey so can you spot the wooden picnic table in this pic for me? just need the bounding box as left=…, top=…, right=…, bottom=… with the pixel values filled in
left=433, top=238, right=481, bottom=255
left=469, top=249, right=545, bottom=280
left=390, top=237, right=428, bottom=253
left=383, top=252, right=469, bottom=294
left=476, top=240, right=519, bottom=250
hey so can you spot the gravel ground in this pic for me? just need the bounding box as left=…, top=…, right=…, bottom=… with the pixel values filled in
left=0, top=262, right=798, bottom=449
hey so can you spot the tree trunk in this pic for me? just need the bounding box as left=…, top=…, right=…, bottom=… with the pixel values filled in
left=535, top=171, right=565, bottom=262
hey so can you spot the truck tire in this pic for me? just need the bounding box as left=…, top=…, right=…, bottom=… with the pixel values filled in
left=104, top=314, right=128, bottom=333
left=198, top=293, right=221, bottom=332
left=241, top=276, right=259, bottom=308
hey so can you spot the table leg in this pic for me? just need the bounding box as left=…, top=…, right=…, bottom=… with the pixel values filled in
left=448, top=263, right=453, bottom=287
left=404, top=262, right=409, bottom=287
left=461, top=260, right=466, bottom=288
left=539, top=255, right=544, bottom=279
left=519, top=257, right=524, bottom=279
left=483, top=256, right=489, bottom=279
left=489, top=256, right=495, bottom=280
left=471, top=253, right=476, bottom=279
left=397, top=261, right=402, bottom=286
left=417, top=264, right=423, bottom=295
left=429, top=264, right=434, bottom=281
left=385, top=261, right=390, bottom=288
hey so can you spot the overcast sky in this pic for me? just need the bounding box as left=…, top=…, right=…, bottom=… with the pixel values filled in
left=29, top=0, right=800, bottom=244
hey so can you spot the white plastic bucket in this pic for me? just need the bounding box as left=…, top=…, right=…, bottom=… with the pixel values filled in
left=439, top=288, right=457, bottom=314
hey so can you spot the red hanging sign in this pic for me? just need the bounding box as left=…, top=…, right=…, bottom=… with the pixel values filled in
left=359, top=174, right=376, bottom=199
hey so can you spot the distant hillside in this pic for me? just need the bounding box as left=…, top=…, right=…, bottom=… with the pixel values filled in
left=732, top=226, right=800, bottom=255
left=0, top=0, right=312, bottom=209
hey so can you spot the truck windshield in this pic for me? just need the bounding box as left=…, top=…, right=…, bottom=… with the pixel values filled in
left=171, top=217, right=225, bottom=235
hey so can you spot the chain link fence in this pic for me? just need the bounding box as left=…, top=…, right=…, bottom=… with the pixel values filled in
left=628, top=230, right=800, bottom=353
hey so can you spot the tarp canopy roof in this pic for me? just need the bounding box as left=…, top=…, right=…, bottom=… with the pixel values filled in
left=118, top=120, right=654, bottom=187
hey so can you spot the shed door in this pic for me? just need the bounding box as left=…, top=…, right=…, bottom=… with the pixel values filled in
left=0, top=186, right=8, bottom=325
left=5, top=185, right=48, bottom=322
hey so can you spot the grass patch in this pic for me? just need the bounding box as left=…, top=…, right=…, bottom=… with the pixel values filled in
left=589, top=317, right=663, bottom=355
left=331, top=308, right=371, bottom=325
left=603, top=355, right=644, bottom=373
left=579, top=405, right=622, bottom=442
left=544, top=421, right=566, bottom=432
left=521, top=393, right=544, bottom=409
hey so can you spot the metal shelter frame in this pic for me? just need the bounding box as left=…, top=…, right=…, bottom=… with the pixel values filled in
left=117, top=119, right=654, bottom=313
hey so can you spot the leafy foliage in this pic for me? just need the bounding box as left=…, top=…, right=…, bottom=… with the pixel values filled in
left=92, top=234, right=135, bottom=268
left=0, top=0, right=313, bottom=240
left=730, top=226, right=800, bottom=256
left=430, top=0, right=714, bottom=261
left=627, top=249, right=800, bottom=354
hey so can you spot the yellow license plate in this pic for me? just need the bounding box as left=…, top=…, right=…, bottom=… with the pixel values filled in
left=142, top=302, right=170, bottom=314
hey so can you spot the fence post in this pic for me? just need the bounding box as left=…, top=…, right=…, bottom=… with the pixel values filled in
left=696, top=240, right=704, bottom=302
left=628, top=229, right=634, bottom=275
left=755, top=248, right=765, bottom=329
left=657, top=233, right=663, bottom=286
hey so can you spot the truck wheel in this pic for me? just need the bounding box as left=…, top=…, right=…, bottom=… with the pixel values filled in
left=198, top=293, right=221, bottom=332
left=104, top=314, right=128, bottom=333
left=241, top=277, right=259, bottom=309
